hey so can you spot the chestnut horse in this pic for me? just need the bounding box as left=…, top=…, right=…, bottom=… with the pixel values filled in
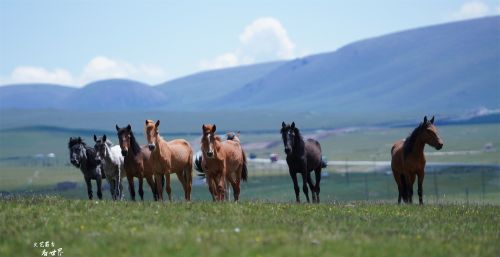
left=199, top=124, right=248, bottom=201
left=391, top=116, right=444, bottom=204
left=116, top=124, right=159, bottom=201
left=144, top=120, right=193, bottom=201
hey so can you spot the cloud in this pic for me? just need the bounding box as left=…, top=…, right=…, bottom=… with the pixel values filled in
left=199, top=17, right=296, bottom=70
left=449, top=1, right=493, bottom=20
left=1, top=56, right=168, bottom=87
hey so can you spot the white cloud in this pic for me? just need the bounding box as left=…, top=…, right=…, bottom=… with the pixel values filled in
left=199, top=17, right=296, bottom=70
left=450, top=1, right=492, bottom=20
left=1, top=56, right=168, bottom=87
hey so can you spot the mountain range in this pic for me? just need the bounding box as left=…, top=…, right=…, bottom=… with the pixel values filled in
left=1, top=16, right=499, bottom=117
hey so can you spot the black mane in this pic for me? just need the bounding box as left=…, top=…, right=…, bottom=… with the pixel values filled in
left=403, top=122, right=425, bottom=157
left=68, top=137, right=86, bottom=149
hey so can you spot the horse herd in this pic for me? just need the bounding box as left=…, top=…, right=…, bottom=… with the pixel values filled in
left=68, top=116, right=443, bottom=205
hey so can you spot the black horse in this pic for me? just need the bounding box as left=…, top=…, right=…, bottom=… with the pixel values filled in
left=281, top=122, right=326, bottom=203
left=68, top=137, right=104, bottom=200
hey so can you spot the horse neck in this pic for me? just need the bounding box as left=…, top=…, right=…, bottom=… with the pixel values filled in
left=155, top=134, right=170, bottom=155
left=291, top=135, right=305, bottom=157
left=412, top=134, right=426, bottom=157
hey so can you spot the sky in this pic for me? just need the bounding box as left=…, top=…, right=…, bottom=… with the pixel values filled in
left=0, top=0, right=499, bottom=87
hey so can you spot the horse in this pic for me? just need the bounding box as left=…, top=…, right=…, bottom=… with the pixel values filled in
left=391, top=116, right=444, bottom=205
left=197, top=124, right=248, bottom=201
left=116, top=124, right=159, bottom=201
left=281, top=122, right=325, bottom=203
left=93, top=134, right=125, bottom=200
left=68, top=137, right=104, bottom=200
left=144, top=119, right=193, bottom=201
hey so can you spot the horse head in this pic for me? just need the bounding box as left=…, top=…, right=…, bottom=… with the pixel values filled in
left=144, top=119, right=160, bottom=152
left=116, top=124, right=132, bottom=157
left=202, top=124, right=217, bottom=159
left=421, top=116, right=444, bottom=150
left=68, top=137, right=86, bottom=167
left=281, top=121, right=299, bottom=155
left=94, top=134, right=109, bottom=161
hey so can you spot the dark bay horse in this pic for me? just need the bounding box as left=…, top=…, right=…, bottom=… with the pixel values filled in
left=144, top=119, right=193, bottom=201
left=116, top=124, right=158, bottom=201
left=281, top=122, right=325, bottom=203
left=68, top=137, right=103, bottom=200
left=198, top=124, right=248, bottom=201
left=391, top=116, right=444, bottom=204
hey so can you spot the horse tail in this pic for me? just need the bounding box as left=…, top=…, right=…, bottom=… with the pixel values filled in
left=241, top=149, right=248, bottom=182
left=194, top=153, right=205, bottom=178
left=184, top=150, right=193, bottom=185
left=321, top=157, right=328, bottom=169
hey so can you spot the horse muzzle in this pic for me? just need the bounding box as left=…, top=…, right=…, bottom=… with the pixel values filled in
left=435, top=143, right=443, bottom=150
left=206, top=151, right=214, bottom=158
left=284, top=147, right=291, bottom=154
left=148, top=144, right=156, bottom=151
left=121, top=150, right=128, bottom=157
left=70, top=159, right=79, bottom=167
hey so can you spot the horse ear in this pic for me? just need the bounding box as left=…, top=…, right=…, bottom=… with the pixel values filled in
left=291, top=122, right=295, bottom=129
left=145, top=120, right=148, bottom=125
left=93, top=134, right=97, bottom=142
left=202, top=124, right=206, bottom=131
left=155, top=120, right=160, bottom=128
left=430, top=116, right=435, bottom=124
left=103, top=134, right=107, bottom=142
left=213, top=124, right=217, bottom=133
left=423, top=116, right=428, bottom=124
left=77, top=137, right=82, bottom=143
left=116, top=124, right=120, bottom=131
left=126, top=124, right=131, bottom=131
left=282, top=121, right=286, bottom=128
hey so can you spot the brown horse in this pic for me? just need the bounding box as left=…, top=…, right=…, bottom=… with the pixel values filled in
left=144, top=120, right=193, bottom=201
left=391, top=116, right=444, bottom=204
left=199, top=124, right=248, bottom=201
left=116, top=124, right=159, bottom=201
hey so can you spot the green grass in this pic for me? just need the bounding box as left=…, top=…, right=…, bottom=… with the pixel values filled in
left=0, top=197, right=499, bottom=257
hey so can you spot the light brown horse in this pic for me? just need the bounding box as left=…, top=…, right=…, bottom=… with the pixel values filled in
left=116, top=124, right=158, bottom=201
left=391, top=116, right=443, bottom=204
left=199, top=124, right=248, bottom=201
left=144, top=119, right=193, bottom=201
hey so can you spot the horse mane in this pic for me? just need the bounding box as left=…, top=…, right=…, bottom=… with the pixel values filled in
left=403, top=122, right=425, bottom=157
left=68, top=137, right=86, bottom=148
left=128, top=130, right=142, bottom=156
left=105, top=139, right=113, bottom=147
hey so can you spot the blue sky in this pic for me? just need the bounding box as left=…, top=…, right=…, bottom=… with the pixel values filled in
left=1, top=0, right=499, bottom=87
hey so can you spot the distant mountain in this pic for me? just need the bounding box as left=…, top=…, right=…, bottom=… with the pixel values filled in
left=62, top=79, right=167, bottom=111
left=214, top=16, right=500, bottom=115
left=0, top=16, right=498, bottom=118
left=156, top=61, right=285, bottom=109
left=0, top=83, right=76, bottom=109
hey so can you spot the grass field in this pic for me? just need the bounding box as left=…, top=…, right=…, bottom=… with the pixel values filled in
left=1, top=197, right=499, bottom=257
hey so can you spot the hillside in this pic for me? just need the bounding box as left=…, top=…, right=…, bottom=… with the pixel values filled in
left=0, top=16, right=498, bottom=117
left=214, top=16, right=500, bottom=115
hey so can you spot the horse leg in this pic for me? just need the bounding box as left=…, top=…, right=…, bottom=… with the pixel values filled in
left=109, top=178, right=116, bottom=200
left=289, top=170, right=300, bottom=203
left=96, top=176, right=103, bottom=200
left=154, top=173, right=163, bottom=201
left=417, top=171, right=425, bottom=205
left=306, top=171, right=316, bottom=203
left=217, top=173, right=226, bottom=201
left=138, top=176, right=144, bottom=201
left=314, top=168, right=322, bottom=203
left=165, top=174, right=173, bottom=202
left=145, top=175, right=157, bottom=201
left=408, top=172, right=416, bottom=204
left=175, top=172, right=190, bottom=201
left=300, top=171, right=310, bottom=203
left=127, top=175, right=136, bottom=201
left=85, top=176, right=93, bottom=200
left=206, top=174, right=217, bottom=201
left=230, top=177, right=240, bottom=202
